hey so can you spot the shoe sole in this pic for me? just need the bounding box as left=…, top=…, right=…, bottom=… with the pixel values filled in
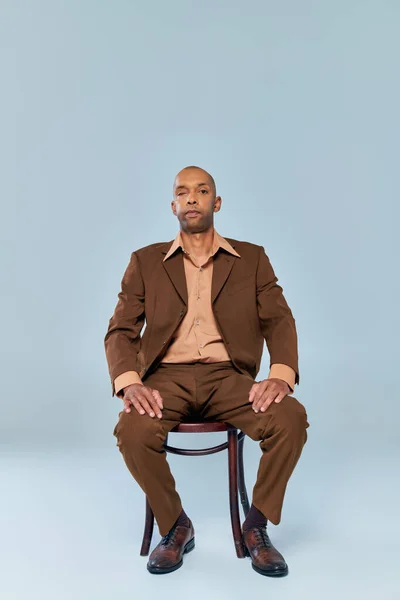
left=146, top=537, right=195, bottom=575
left=244, top=546, right=289, bottom=577
left=251, top=562, right=289, bottom=577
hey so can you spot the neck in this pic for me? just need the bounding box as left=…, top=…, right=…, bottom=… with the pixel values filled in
left=180, top=226, right=215, bottom=258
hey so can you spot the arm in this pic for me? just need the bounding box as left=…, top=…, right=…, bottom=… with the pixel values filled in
left=268, top=363, right=296, bottom=394
left=256, top=245, right=300, bottom=387
left=114, top=370, right=144, bottom=398
left=104, top=251, right=146, bottom=397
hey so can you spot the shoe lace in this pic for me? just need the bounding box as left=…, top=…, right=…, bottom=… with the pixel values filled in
left=161, top=527, right=178, bottom=547
left=253, top=527, right=272, bottom=548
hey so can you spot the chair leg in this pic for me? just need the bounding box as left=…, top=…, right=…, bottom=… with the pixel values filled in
left=140, top=496, right=154, bottom=556
left=227, top=430, right=246, bottom=558
left=238, top=435, right=250, bottom=517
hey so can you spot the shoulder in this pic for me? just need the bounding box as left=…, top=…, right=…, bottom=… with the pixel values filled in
left=129, top=241, right=172, bottom=274
left=223, top=237, right=264, bottom=259
left=133, top=241, right=171, bottom=257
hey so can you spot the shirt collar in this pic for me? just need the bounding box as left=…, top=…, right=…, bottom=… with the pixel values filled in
left=163, top=228, right=240, bottom=262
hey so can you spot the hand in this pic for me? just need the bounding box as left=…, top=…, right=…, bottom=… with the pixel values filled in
left=122, top=383, right=164, bottom=419
left=248, top=378, right=290, bottom=413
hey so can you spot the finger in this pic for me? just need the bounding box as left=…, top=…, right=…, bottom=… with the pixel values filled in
left=143, top=389, right=163, bottom=418
left=252, top=393, right=265, bottom=411
left=135, top=393, right=156, bottom=417
left=260, top=391, right=280, bottom=412
left=123, top=399, right=132, bottom=413
left=141, top=389, right=162, bottom=418
left=274, top=391, right=287, bottom=404
left=151, top=388, right=164, bottom=411
left=252, top=382, right=269, bottom=411
left=248, top=383, right=259, bottom=403
left=251, top=380, right=266, bottom=401
left=131, top=399, right=146, bottom=415
left=253, top=395, right=269, bottom=412
left=259, top=397, right=275, bottom=412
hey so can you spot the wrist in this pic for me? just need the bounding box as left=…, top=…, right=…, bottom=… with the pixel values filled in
left=123, top=382, right=142, bottom=393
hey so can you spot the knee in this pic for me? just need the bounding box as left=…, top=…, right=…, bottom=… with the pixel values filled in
left=113, top=410, right=163, bottom=452
left=269, top=395, right=309, bottom=441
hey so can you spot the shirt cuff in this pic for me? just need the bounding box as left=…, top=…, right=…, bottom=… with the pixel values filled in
left=114, top=371, right=144, bottom=398
left=268, top=363, right=296, bottom=394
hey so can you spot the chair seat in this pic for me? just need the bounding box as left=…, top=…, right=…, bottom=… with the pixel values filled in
left=171, top=421, right=237, bottom=433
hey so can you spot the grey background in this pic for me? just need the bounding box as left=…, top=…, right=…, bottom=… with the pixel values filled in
left=1, top=1, right=399, bottom=598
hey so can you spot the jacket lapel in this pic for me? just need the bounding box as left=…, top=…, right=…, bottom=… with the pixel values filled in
left=161, top=241, right=236, bottom=306
left=161, top=246, right=188, bottom=305
left=211, top=251, right=236, bottom=303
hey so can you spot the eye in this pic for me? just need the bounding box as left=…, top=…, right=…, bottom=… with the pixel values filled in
left=200, top=189, right=208, bottom=194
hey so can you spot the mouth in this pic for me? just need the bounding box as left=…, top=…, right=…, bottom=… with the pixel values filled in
left=185, top=210, right=201, bottom=218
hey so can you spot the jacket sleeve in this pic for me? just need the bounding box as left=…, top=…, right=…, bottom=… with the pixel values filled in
left=268, top=363, right=296, bottom=393
left=256, top=246, right=300, bottom=386
left=104, top=251, right=146, bottom=397
left=114, top=370, right=144, bottom=398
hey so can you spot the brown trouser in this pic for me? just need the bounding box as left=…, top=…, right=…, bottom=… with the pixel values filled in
left=113, top=361, right=309, bottom=536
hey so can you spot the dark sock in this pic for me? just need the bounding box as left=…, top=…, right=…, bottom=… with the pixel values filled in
left=243, top=503, right=268, bottom=530
left=173, top=508, right=190, bottom=528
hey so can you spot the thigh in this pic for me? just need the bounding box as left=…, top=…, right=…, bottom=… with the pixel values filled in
left=113, top=364, right=195, bottom=443
left=200, top=368, right=308, bottom=441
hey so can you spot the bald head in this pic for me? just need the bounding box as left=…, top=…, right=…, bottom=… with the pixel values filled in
left=173, top=166, right=216, bottom=197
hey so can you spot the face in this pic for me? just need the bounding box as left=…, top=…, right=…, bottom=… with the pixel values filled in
left=171, top=168, right=221, bottom=233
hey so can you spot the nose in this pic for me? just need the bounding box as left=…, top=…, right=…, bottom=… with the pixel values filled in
left=186, top=194, right=198, bottom=206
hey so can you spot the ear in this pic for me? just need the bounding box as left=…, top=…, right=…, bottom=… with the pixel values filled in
left=214, top=196, right=222, bottom=212
left=171, top=200, right=177, bottom=215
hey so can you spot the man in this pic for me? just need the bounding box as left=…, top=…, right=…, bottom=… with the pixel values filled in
left=104, top=165, right=309, bottom=577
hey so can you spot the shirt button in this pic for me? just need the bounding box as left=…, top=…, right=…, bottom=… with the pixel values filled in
left=199, top=344, right=203, bottom=349
left=196, top=320, right=200, bottom=325
left=199, top=267, right=203, bottom=271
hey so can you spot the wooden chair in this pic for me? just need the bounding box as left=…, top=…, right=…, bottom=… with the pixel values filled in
left=140, top=421, right=250, bottom=558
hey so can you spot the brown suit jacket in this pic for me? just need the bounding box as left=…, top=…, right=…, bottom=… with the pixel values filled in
left=104, top=237, right=299, bottom=397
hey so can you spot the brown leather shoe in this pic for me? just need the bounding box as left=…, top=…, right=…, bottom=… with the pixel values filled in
left=242, top=526, right=288, bottom=577
left=147, top=520, right=195, bottom=574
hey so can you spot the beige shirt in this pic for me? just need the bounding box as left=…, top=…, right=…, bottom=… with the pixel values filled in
left=114, top=229, right=296, bottom=397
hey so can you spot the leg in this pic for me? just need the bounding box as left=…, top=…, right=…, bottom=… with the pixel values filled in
left=113, top=365, right=194, bottom=536
left=197, top=364, right=309, bottom=525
